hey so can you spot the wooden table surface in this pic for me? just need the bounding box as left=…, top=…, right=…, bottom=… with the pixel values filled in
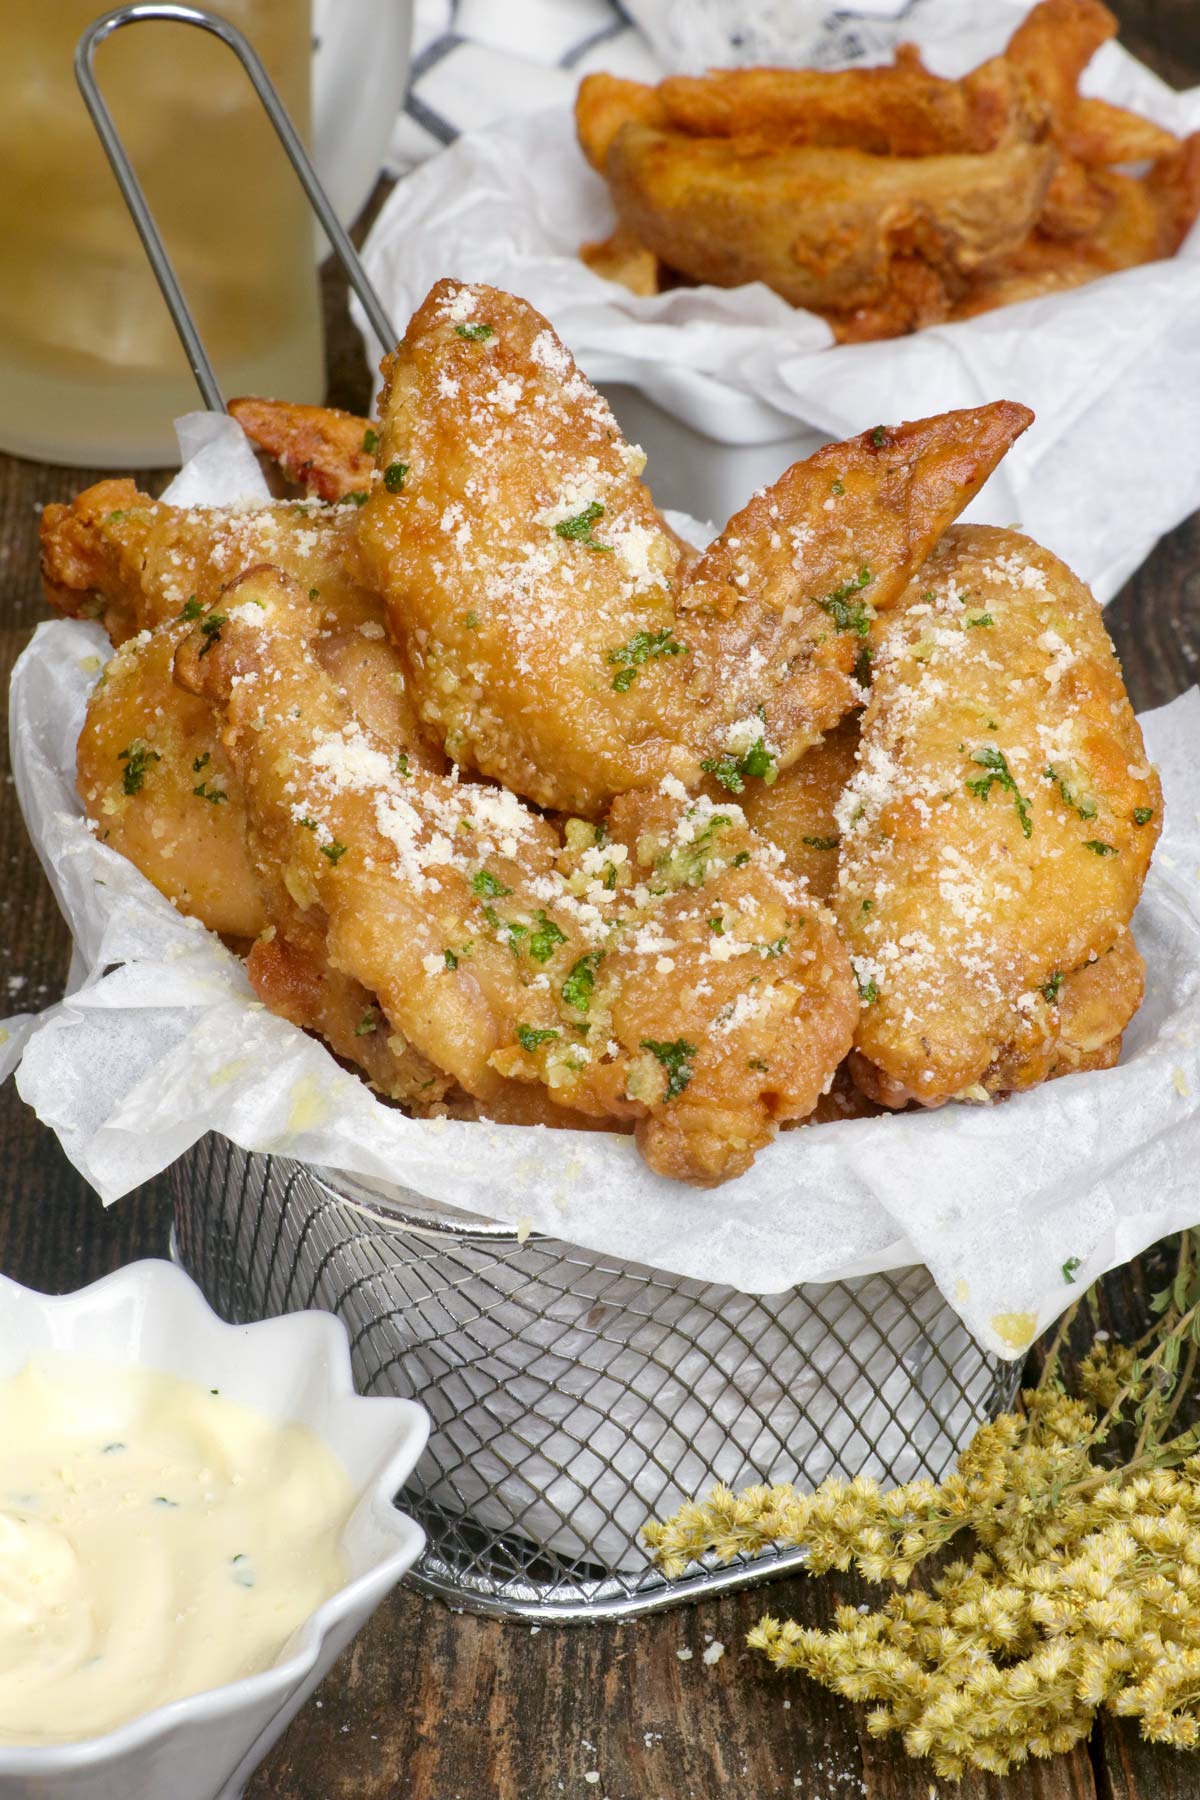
left=2, top=5, right=1199, bottom=1794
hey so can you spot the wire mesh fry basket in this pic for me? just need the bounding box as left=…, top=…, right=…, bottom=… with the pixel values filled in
left=170, top=1135, right=1021, bottom=1621
left=82, top=3, right=1021, bottom=1623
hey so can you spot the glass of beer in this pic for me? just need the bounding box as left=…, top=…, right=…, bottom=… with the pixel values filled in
left=0, top=1, right=322, bottom=467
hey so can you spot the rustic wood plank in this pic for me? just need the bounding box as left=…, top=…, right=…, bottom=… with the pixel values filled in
left=1, top=1, right=1197, bottom=1791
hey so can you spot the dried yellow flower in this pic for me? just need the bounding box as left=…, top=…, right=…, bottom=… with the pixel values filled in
left=646, top=1235, right=1200, bottom=1779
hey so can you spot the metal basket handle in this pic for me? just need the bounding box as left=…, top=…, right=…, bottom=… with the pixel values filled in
left=75, top=1, right=397, bottom=414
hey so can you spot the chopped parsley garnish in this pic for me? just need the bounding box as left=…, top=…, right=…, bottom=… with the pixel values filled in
left=298, top=817, right=317, bottom=832
left=362, top=427, right=379, bottom=455
left=482, top=905, right=527, bottom=951
left=602, top=862, right=618, bottom=890
left=321, top=840, right=348, bottom=864
left=529, top=911, right=567, bottom=964
left=118, top=741, right=160, bottom=795
left=193, top=780, right=227, bottom=804
left=179, top=594, right=203, bottom=621
left=656, top=813, right=733, bottom=885
left=856, top=969, right=880, bottom=1004
left=757, top=936, right=788, bottom=959
left=861, top=898, right=874, bottom=914
left=802, top=835, right=839, bottom=851
left=1044, top=763, right=1096, bottom=821
left=640, top=1037, right=697, bottom=1102
left=1133, top=806, right=1155, bottom=826
left=355, top=1011, right=378, bottom=1037
left=472, top=868, right=511, bottom=898
left=708, top=915, right=725, bottom=935
left=463, top=610, right=481, bottom=629
left=967, top=746, right=1032, bottom=839
left=1084, top=839, right=1117, bottom=856
left=308, top=586, right=321, bottom=601
left=341, top=490, right=369, bottom=507
left=383, top=462, right=408, bottom=493
left=443, top=948, right=458, bottom=971
left=516, top=1024, right=560, bottom=1052
left=395, top=752, right=411, bottom=778
left=748, top=1056, right=770, bottom=1073
left=870, top=426, right=886, bottom=448
left=1042, top=970, right=1065, bottom=1003
left=1062, top=1256, right=1082, bottom=1284
left=197, top=611, right=228, bottom=657
left=456, top=322, right=494, bottom=341
left=701, top=737, right=777, bottom=794
left=192, top=752, right=210, bottom=772
left=732, top=850, right=751, bottom=868
left=562, top=952, right=602, bottom=1013
left=965, top=613, right=994, bottom=628
left=831, top=478, right=845, bottom=496
left=607, top=626, right=688, bottom=692
left=854, top=643, right=872, bottom=688
left=106, top=509, right=126, bottom=522
left=553, top=501, right=612, bottom=553
left=816, top=567, right=874, bottom=636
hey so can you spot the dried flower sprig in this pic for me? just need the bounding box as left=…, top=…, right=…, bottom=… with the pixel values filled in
left=644, top=1232, right=1200, bottom=1780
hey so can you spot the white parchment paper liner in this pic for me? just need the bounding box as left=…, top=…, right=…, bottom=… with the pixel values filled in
left=5, top=444, right=1200, bottom=1363
left=358, top=1, right=1200, bottom=604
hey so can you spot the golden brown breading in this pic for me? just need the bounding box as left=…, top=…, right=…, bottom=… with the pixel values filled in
left=176, top=566, right=858, bottom=1186
left=75, top=620, right=267, bottom=942
left=228, top=398, right=378, bottom=502
left=601, top=125, right=1056, bottom=317
left=245, top=931, right=454, bottom=1110
left=579, top=222, right=665, bottom=297
left=833, top=524, right=1161, bottom=1109
left=654, top=48, right=1045, bottom=156
left=576, top=72, right=669, bottom=172
left=737, top=716, right=860, bottom=901
left=358, top=280, right=1029, bottom=816
left=41, top=484, right=379, bottom=643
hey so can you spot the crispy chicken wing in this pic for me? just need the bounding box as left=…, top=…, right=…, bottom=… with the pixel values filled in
left=358, top=280, right=1030, bottom=815
left=176, top=566, right=858, bottom=1185
left=833, top=524, right=1160, bottom=1108
left=738, top=716, right=860, bottom=902
left=228, top=398, right=378, bottom=502
left=76, top=619, right=267, bottom=942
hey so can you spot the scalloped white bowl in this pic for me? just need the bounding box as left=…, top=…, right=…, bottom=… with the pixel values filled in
left=0, top=1260, right=428, bottom=1800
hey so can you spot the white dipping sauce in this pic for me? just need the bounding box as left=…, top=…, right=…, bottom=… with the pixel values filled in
left=0, top=1353, right=354, bottom=1745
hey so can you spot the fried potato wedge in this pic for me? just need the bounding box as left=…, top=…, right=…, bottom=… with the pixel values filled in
left=834, top=524, right=1160, bottom=1108
left=576, top=72, right=667, bottom=172
left=1063, top=94, right=1178, bottom=165
left=1005, top=0, right=1117, bottom=120
left=228, top=398, right=377, bottom=502
left=602, top=124, right=1056, bottom=314
left=359, top=280, right=1028, bottom=814
left=655, top=49, right=1045, bottom=156
left=177, top=565, right=857, bottom=1186
left=580, top=222, right=665, bottom=296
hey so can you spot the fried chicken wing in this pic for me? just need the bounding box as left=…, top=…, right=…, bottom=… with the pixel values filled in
left=75, top=619, right=267, bottom=941
left=228, top=398, right=378, bottom=502
left=176, top=566, right=857, bottom=1185
left=245, top=930, right=454, bottom=1110
left=600, top=125, right=1056, bottom=319
left=42, top=483, right=378, bottom=642
left=833, top=524, right=1160, bottom=1108
left=737, top=716, right=860, bottom=902
left=358, top=280, right=1030, bottom=815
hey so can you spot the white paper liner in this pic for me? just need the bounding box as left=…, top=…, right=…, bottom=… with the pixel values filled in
left=6, top=572, right=1200, bottom=1361
left=357, top=4, right=1200, bottom=603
